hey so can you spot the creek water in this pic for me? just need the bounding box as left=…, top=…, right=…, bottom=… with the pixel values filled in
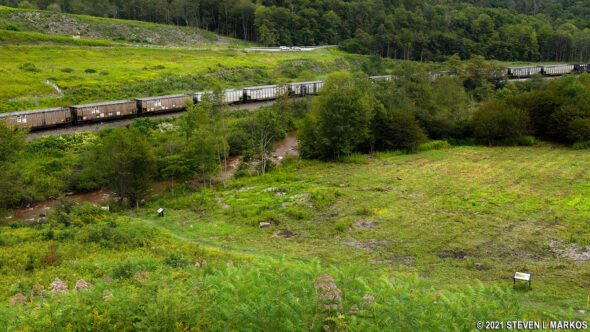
left=10, top=131, right=299, bottom=221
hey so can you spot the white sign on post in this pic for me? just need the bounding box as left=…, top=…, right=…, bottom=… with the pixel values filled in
left=514, top=272, right=531, bottom=281
left=513, top=272, right=532, bottom=290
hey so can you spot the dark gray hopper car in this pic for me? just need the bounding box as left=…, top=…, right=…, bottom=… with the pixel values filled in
left=575, top=64, right=590, bottom=73
left=136, top=94, right=189, bottom=114
left=71, top=100, right=137, bottom=123
left=0, top=107, right=71, bottom=130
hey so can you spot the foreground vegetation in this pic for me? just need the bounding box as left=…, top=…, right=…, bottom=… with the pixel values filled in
left=0, top=203, right=526, bottom=330
left=2, top=143, right=588, bottom=329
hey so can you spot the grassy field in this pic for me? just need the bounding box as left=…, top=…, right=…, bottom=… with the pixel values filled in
left=0, top=44, right=372, bottom=112
left=2, top=143, right=589, bottom=327
left=129, top=144, right=590, bottom=317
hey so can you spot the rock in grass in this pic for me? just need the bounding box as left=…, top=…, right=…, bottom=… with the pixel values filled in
left=259, top=222, right=272, bottom=228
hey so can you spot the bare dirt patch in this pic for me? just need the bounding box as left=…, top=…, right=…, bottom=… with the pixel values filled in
left=342, top=239, right=389, bottom=251
left=436, top=249, right=470, bottom=259
left=549, top=240, right=590, bottom=261
left=370, top=252, right=415, bottom=266
left=271, top=230, right=295, bottom=239
left=353, top=220, right=379, bottom=230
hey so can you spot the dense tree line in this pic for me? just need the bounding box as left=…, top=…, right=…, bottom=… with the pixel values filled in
left=298, top=62, right=590, bottom=159
left=4, top=0, right=590, bottom=61
left=474, top=73, right=590, bottom=144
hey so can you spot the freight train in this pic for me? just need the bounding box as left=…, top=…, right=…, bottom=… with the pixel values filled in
left=0, top=81, right=323, bottom=131
left=2, top=63, right=589, bottom=131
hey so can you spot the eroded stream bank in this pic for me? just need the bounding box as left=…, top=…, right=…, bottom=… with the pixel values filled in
left=11, top=131, right=299, bottom=221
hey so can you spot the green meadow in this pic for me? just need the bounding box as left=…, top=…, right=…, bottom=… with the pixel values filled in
left=134, top=144, right=590, bottom=316
left=2, top=143, right=589, bottom=329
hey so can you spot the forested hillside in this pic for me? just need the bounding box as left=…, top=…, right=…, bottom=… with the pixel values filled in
left=2, top=0, right=590, bottom=61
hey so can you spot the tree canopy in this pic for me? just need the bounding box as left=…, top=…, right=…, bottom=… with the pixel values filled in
left=4, top=0, right=590, bottom=61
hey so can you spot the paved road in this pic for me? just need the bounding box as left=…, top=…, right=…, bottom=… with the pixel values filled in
left=27, top=100, right=276, bottom=141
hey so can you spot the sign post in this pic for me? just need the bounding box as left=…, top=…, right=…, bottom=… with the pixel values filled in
left=513, top=272, right=531, bottom=290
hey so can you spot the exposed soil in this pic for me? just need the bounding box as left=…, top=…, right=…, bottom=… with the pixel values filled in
left=353, top=220, right=379, bottom=230
left=271, top=230, right=295, bottom=239
left=8, top=11, right=233, bottom=45
left=341, top=239, right=390, bottom=251
left=272, top=131, right=299, bottom=159
left=549, top=240, right=590, bottom=261
left=436, top=249, right=470, bottom=259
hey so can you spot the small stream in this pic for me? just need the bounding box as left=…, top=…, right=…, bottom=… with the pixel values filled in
left=10, top=131, right=299, bottom=221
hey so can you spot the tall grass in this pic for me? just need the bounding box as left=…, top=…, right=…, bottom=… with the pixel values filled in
left=0, top=208, right=526, bottom=330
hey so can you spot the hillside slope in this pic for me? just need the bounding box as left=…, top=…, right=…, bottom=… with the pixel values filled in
left=0, top=6, right=249, bottom=46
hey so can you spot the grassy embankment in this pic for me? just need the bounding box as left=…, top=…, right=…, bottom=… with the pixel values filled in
left=0, top=43, right=380, bottom=112
left=0, top=5, right=244, bottom=46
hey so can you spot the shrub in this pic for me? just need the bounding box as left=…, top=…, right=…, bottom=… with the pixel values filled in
left=112, top=260, right=136, bottom=279
left=61, top=68, right=75, bottom=73
left=46, top=3, right=61, bottom=12
left=415, top=140, right=451, bottom=152
left=334, top=219, right=351, bottom=233
left=471, top=100, right=529, bottom=145
left=567, top=118, right=590, bottom=142
left=549, top=105, right=590, bottom=141
left=9, top=221, right=27, bottom=229
left=279, top=154, right=299, bottom=167
left=516, top=136, right=537, bottom=146
left=372, top=107, right=427, bottom=152
left=19, top=63, right=40, bottom=73
left=84, top=68, right=96, bottom=73
left=310, top=187, right=338, bottom=209
left=286, top=206, right=310, bottom=220
left=164, top=252, right=189, bottom=268
left=573, top=140, right=590, bottom=150
left=7, top=24, right=20, bottom=31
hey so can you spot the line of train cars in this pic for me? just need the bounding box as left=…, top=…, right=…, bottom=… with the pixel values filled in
left=3, top=63, right=590, bottom=131
left=507, top=64, right=589, bottom=78
left=0, top=81, right=324, bottom=131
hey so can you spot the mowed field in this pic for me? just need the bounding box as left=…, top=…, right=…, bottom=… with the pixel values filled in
left=136, top=144, right=590, bottom=316
left=0, top=44, right=353, bottom=111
